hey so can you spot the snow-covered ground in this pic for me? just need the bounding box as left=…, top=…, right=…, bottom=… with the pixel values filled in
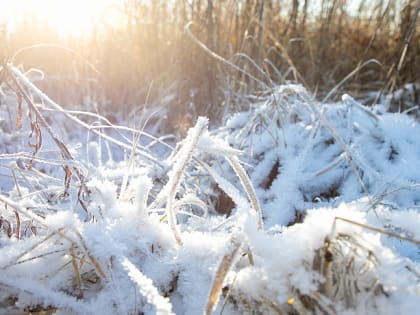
left=0, top=66, right=419, bottom=314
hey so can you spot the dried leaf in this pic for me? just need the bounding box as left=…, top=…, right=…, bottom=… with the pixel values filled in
left=14, top=211, right=20, bottom=239
left=63, top=165, right=72, bottom=197
left=28, top=119, right=42, bottom=153
left=6, top=220, right=12, bottom=238
left=27, top=116, right=43, bottom=169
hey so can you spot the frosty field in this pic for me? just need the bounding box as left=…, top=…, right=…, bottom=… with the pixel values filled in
left=0, top=65, right=419, bottom=315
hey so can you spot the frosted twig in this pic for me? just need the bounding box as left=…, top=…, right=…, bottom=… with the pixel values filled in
left=121, top=257, right=175, bottom=315
left=227, top=156, right=264, bottom=230
left=198, top=161, right=249, bottom=210
left=165, top=117, right=208, bottom=244
left=332, top=217, right=420, bottom=245
left=322, top=59, right=381, bottom=103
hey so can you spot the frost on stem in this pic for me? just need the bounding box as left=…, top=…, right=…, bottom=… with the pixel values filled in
left=227, top=156, right=264, bottom=230
left=165, top=117, right=209, bottom=244
left=197, top=131, right=264, bottom=230
left=122, top=257, right=175, bottom=315
left=135, top=175, right=153, bottom=217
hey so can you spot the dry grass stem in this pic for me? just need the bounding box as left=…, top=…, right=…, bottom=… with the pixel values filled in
left=205, top=237, right=242, bottom=315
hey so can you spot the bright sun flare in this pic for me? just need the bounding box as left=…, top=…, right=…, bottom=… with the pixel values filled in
left=0, top=0, right=123, bottom=37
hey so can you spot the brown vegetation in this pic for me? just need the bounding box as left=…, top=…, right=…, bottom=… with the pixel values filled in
left=1, top=0, right=419, bottom=126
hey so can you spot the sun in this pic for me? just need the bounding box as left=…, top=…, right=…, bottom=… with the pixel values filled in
left=0, top=0, right=123, bottom=37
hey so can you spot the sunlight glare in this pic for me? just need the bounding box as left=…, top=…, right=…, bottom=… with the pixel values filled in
left=0, top=0, right=123, bottom=37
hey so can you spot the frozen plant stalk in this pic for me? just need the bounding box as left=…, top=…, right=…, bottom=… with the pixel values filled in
left=165, top=117, right=209, bottom=244
left=122, top=257, right=175, bottom=315
left=227, top=156, right=264, bottom=230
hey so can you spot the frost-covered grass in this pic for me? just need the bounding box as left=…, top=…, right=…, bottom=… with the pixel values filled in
left=0, top=66, right=419, bottom=315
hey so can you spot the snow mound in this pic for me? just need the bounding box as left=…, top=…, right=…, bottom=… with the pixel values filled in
left=217, top=85, right=420, bottom=229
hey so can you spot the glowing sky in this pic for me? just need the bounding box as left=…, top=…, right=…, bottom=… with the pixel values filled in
left=0, top=0, right=124, bottom=37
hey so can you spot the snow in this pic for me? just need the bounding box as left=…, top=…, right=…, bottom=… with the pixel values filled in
left=0, top=67, right=419, bottom=314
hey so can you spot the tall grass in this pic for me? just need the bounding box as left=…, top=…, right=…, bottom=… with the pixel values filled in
left=1, top=0, right=419, bottom=126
